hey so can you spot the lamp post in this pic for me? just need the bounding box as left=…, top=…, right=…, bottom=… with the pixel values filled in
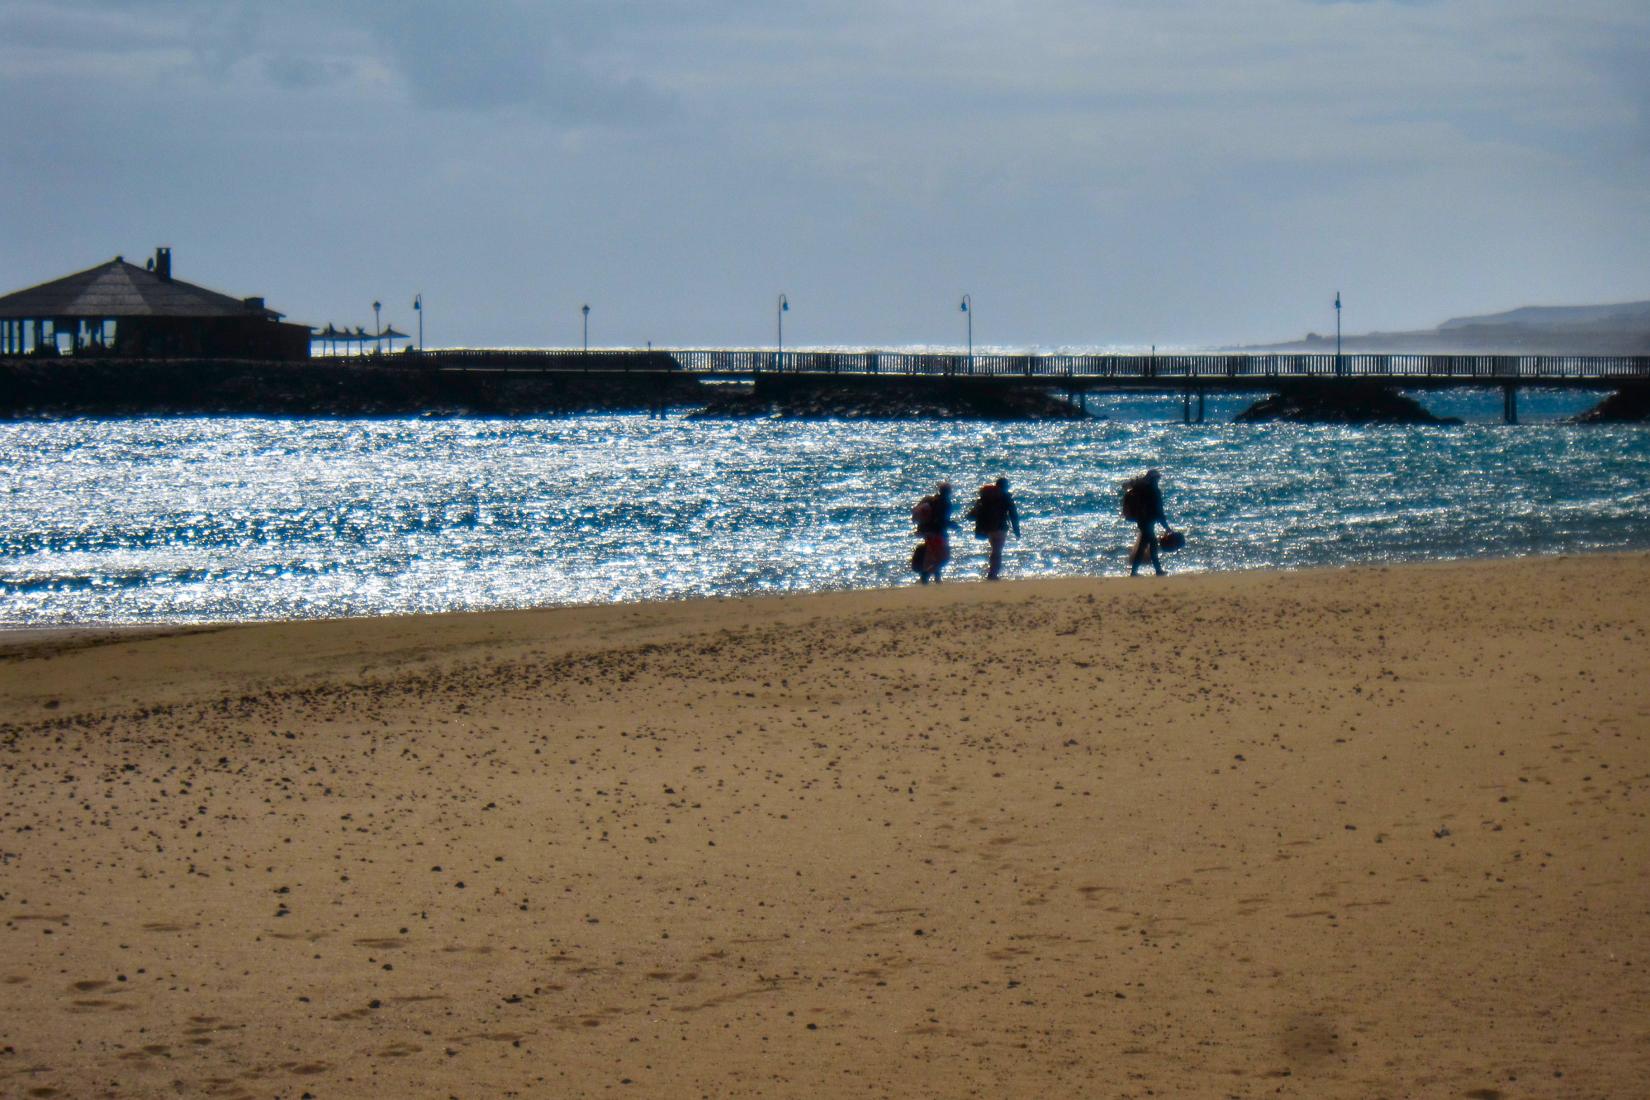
left=372, top=300, right=382, bottom=356
left=582, top=304, right=590, bottom=354
left=414, top=294, right=423, bottom=352
left=959, top=294, right=972, bottom=370
left=1334, top=291, right=1342, bottom=376
left=776, top=293, right=789, bottom=370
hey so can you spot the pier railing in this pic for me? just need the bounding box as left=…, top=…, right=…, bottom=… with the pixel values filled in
left=345, top=348, right=1650, bottom=383
left=667, top=350, right=1650, bottom=380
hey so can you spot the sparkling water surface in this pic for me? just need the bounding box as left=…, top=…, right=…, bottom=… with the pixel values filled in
left=3, top=390, right=1647, bottom=625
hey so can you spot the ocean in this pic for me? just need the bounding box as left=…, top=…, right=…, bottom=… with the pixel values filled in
left=2, top=388, right=1646, bottom=626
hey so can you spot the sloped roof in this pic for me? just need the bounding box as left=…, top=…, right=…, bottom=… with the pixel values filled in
left=0, top=257, right=286, bottom=320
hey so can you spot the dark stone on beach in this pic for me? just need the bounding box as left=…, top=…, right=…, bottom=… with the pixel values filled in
left=1234, top=382, right=1462, bottom=425
left=1571, top=384, right=1650, bottom=422
left=687, top=377, right=1089, bottom=421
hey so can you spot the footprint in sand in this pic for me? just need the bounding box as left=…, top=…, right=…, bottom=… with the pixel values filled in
left=68, top=999, right=132, bottom=1014
left=281, top=1061, right=331, bottom=1075
left=1279, top=1011, right=1340, bottom=1062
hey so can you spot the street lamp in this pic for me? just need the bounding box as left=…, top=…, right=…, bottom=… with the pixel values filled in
left=959, top=294, right=972, bottom=367
left=372, top=300, right=382, bottom=356
left=1334, top=290, right=1342, bottom=375
left=413, top=294, right=423, bottom=352
left=582, top=303, right=590, bottom=354
left=776, top=293, right=789, bottom=369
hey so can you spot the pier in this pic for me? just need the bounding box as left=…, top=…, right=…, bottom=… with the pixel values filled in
left=389, top=348, right=1650, bottom=423
left=5, top=348, right=1646, bottom=420
left=394, top=347, right=1650, bottom=387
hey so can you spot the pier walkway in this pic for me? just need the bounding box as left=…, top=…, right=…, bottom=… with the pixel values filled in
left=395, top=348, right=1650, bottom=389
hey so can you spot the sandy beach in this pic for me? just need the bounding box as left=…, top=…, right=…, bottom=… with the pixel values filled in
left=2, top=555, right=1647, bottom=1098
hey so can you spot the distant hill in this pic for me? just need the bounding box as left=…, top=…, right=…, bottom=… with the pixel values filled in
left=1264, top=300, right=1650, bottom=354
left=1437, top=301, right=1650, bottom=331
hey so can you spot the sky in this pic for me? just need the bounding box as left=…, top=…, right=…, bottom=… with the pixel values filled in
left=2, top=0, right=1646, bottom=349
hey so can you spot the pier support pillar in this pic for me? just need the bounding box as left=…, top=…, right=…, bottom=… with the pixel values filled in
left=1503, top=384, right=1519, bottom=425
left=1182, top=389, right=1192, bottom=424
left=1197, top=387, right=1206, bottom=424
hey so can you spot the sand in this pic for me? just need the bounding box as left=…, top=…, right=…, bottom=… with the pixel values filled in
left=1, top=555, right=1647, bottom=1098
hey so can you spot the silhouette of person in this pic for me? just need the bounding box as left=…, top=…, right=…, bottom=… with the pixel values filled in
left=914, top=482, right=960, bottom=584
left=968, top=477, right=1021, bottom=580
left=1126, top=468, right=1176, bottom=576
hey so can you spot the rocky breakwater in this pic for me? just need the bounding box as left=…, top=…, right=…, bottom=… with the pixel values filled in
left=0, top=354, right=708, bottom=417
left=1235, top=382, right=1463, bottom=425
left=1572, top=384, right=1650, bottom=423
left=687, top=376, right=1089, bottom=420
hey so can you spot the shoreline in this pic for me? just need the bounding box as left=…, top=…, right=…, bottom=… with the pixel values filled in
left=1, top=546, right=1641, bottom=646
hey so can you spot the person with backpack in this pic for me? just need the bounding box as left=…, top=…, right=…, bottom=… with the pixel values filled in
left=1122, top=468, right=1177, bottom=576
left=911, top=482, right=960, bottom=584
left=966, top=477, right=1021, bottom=580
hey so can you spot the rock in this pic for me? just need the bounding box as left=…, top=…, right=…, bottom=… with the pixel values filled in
left=0, top=355, right=708, bottom=417
left=687, top=379, right=1089, bottom=421
left=1235, top=382, right=1463, bottom=424
left=1571, top=384, right=1650, bottom=422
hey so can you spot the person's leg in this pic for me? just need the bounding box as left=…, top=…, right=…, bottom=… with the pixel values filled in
left=1131, top=525, right=1148, bottom=575
left=1147, top=527, right=1164, bottom=575
left=987, top=531, right=1005, bottom=579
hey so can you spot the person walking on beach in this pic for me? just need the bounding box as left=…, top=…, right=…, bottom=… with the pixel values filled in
left=1122, top=468, right=1177, bottom=576
left=967, top=477, right=1020, bottom=580
left=913, top=482, right=960, bottom=584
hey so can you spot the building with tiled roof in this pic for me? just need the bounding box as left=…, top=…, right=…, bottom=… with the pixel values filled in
left=0, top=248, right=311, bottom=360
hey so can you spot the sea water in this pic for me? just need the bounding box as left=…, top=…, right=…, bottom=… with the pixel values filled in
left=2, top=389, right=1647, bottom=625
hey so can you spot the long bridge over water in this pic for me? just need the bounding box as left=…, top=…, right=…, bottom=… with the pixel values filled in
left=374, top=348, right=1650, bottom=423
left=9, top=347, right=1647, bottom=419
left=405, top=347, right=1649, bottom=384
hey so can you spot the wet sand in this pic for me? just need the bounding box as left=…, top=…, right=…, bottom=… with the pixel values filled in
left=2, top=555, right=1647, bottom=1098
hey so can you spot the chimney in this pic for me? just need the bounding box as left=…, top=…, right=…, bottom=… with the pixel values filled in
left=154, top=247, right=172, bottom=281
left=242, top=296, right=265, bottom=312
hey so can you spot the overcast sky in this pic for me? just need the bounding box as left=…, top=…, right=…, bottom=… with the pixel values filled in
left=2, top=0, right=1646, bottom=349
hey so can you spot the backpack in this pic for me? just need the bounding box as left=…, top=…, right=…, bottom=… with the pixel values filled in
left=1121, top=478, right=1147, bottom=522
left=912, top=496, right=935, bottom=530
left=970, top=484, right=1004, bottom=537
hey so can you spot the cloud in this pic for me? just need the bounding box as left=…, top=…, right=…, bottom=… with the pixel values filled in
left=3, top=0, right=671, bottom=125
left=3, top=0, right=1648, bottom=344
left=262, top=53, right=354, bottom=92
left=344, top=1, right=671, bottom=121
